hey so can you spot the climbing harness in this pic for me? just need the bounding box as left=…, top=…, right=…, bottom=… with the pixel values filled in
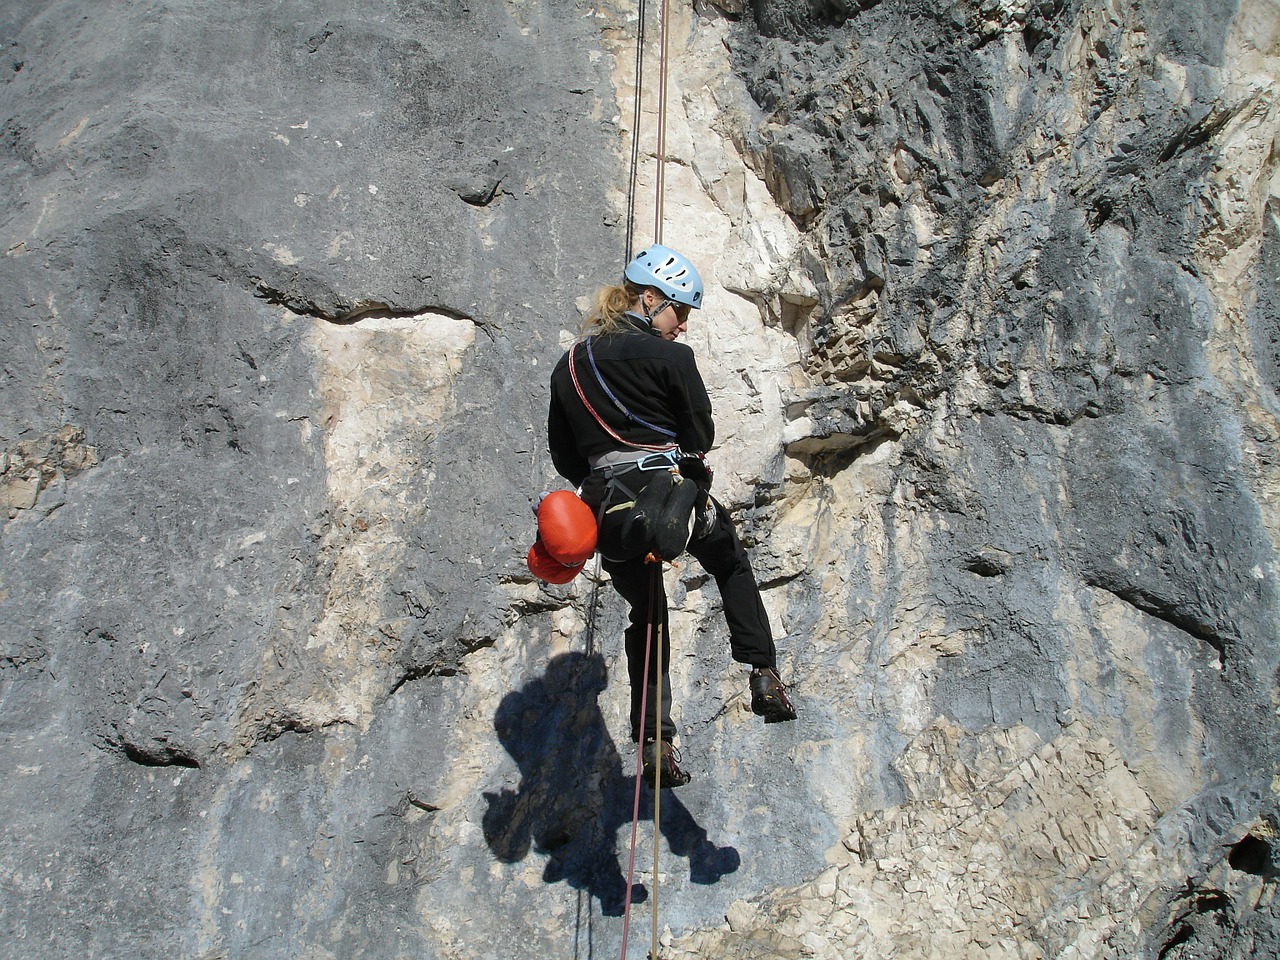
left=570, top=337, right=686, bottom=555
left=593, top=451, right=681, bottom=515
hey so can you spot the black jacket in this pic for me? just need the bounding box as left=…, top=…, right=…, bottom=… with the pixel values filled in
left=548, top=320, right=714, bottom=487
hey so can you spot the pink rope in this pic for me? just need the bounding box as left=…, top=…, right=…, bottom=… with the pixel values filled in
left=619, top=562, right=658, bottom=958
left=620, top=1, right=674, bottom=949
left=568, top=342, right=673, bottom=453
left=655, top=0, right=669, bottom=245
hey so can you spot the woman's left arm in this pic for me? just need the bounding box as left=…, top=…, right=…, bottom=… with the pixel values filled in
left=671, top=346, right=715, bottom=454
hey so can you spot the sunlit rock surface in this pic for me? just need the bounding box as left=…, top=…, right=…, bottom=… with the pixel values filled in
left=1, top=1, right=1277, bottom=958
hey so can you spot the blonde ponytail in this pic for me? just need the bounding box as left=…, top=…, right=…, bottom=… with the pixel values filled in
left=580, top=281, right=646, bottom=337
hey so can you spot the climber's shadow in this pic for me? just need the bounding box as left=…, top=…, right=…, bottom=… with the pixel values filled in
left=482, top=651, right=739, bottom=916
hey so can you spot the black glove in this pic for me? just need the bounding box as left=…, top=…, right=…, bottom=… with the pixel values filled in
left=677, top=454, right=713, bottom=491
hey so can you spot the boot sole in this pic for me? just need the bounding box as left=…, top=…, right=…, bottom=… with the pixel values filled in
left=643, top=770, right=692, bottom=788
left=752, top=696, right=797, bottom=723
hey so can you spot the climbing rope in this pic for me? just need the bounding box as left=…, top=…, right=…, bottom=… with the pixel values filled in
left=624, top=0, right=647, bottom=263
left=654, top=0, right=671, bottom=247
left=620, top=563, right=660, bottom=958
left=619, top=3, right=676, bottom=957
left=624, top=0, right=673, bottom=259
left=651, top=615, right=665, bottom=958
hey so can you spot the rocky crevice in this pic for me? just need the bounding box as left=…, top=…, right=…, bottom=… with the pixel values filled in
left=253, top=281, right=477, bottom=328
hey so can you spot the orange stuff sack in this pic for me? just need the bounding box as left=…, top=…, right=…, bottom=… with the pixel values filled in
left=527, top=537, right=584, bottom=584
left=536, top=490, right=597, bottom=565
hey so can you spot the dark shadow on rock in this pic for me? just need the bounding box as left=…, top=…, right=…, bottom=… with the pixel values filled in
left=483, top=652, right=739, bottom=918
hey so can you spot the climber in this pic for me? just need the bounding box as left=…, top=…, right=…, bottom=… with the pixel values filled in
left=547, top=243, right=796, bottom=789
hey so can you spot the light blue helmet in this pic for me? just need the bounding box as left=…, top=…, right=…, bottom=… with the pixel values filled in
left=624, top=244, right=703, bottom=309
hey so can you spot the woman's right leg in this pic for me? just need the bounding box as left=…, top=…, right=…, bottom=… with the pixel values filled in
left=602, top=555, right=674, bottom=743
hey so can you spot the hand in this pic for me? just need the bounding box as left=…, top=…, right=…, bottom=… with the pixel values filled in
left=677, top=455, right=713, bottom=490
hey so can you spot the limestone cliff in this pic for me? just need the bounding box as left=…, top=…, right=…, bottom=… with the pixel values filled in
left=1, top=1, right=1277, bottom=958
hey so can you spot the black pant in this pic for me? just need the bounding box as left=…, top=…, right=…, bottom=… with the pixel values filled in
left=588, top=473, right=777, bottom=743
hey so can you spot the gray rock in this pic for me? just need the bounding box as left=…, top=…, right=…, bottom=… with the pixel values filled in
left=1, top=0, right=1277, bottom=958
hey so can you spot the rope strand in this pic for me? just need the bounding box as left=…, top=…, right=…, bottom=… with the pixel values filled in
left=655, top=0, right=670, bottom=246
left=626, top=0, right=672, bottom=256
left=620, top=564, right=659, bottom=959
left=625, top=0, right=648, bottom=261
left=651, top=623, right=664, bottom=960
left=620, top=3, right=676, bottom=955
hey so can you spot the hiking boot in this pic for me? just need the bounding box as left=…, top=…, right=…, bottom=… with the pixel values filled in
left=750, top=667, right=797, bottom=723
left=642, top=739, right=692, bottom=789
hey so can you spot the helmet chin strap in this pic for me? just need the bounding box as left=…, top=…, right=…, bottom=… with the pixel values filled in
left=641, top=295, right=676, bottom=331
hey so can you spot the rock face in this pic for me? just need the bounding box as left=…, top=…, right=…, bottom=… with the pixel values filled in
left=1, top=1, right=1277, bottom=958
